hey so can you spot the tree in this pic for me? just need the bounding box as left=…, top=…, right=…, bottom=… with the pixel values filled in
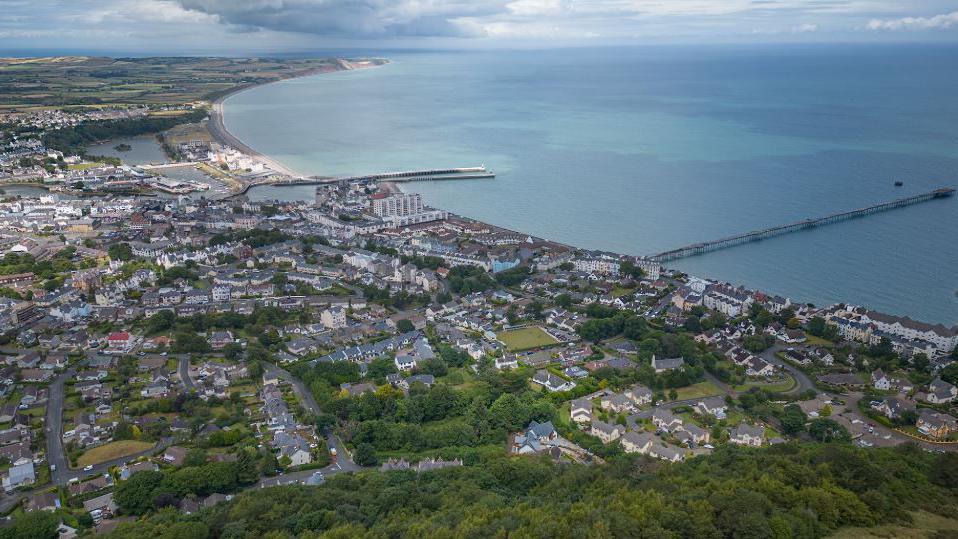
left=779, top=404, right=807, bottom=435
left=619, top=260, right=646, bottom=280
left=185, top=448, right=209, bottom=467
left=940, top=363, right=958, bottom=385
left=145, top=310, right=175, bottom=334
left=395, top=319, right=415, bottom=333
left=354, top=443, right=378, bottom=467
left=222, top=343, right=244, bottom=360
left=525, top=300, right=544, bottom=320
left=115, top=470, right=165, bottom=514
left=114, top=421, right=136, bottom=440
left=108, top=242, right=134, bottom=262
left=807, top=418, right=850, bottom=443
left=0, top=510, right=59, bottom=539
left=807, top=316, right=827, bottom=337
left=554, top=293, right=573, bottom=309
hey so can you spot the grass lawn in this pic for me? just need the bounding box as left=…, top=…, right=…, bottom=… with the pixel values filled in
left=66, top=162, right=103, bottom=171
left=19, top=405, right=45, bottom=417
left=830, top=511, right=958, bottom=539
left=610, top=286, right=636, bottom=298
left=803, top=334, right=834, bottom=347
left=496, top=327, right=558, bottom=352
left=734, top=374, right=797, bottom=394
left=77, top=440, right=154, bottom=467
left=671, top=381, right=723, bottom=402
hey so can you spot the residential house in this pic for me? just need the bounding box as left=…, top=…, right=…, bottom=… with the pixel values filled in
left=599, top=392, right=633, bottom=414
left=694, top=397, right=728, bottom=420
left=620, top=431, right=654, bottom=454
left=729, top=423, right=765, bottom=446
left=163, top=446, right=188, bottom=466
left=872, top=369, right=891, bottom=391
left=624, top=384, right=652, bottom=407
left=651, top=355, right=684, bottom=373
left=872, top=396, right=915, bottom=420
left=494, top=355, right=518, bottom=370
left=648, top=443, right=685, bottom=462
left=570, top=398, right=592, bottom=424
left=590, top=419, right=624, bottom=443
left=917, top=409, right=958, bottom=439
left=26, top=491, right=60, bottom=512
left=927, top=378, right=958, bottom=404
left=531, top=370, right=576, bottom=392
left=2, top=460, right=35, bottom=492
left=651, top=409, right=683, bottom=432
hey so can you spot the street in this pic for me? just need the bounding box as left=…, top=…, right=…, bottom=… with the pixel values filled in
left=759, top=344, right=816, bottom=395
left=178, top=354, right=194, bottom=390
left=45, top=369, right=71, bottom=485
left=264, top=362, right=359, bottom=471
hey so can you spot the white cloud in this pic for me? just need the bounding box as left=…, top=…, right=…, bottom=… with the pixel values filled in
left=867, top=11, right=958, bottom=31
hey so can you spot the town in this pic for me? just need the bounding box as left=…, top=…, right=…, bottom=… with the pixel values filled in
left=0, top=55, right=956, bottom=538
left=0, top=146, right=955, bottom=534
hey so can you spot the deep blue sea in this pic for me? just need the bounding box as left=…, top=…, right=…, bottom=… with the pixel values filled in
left=224, top=45, right=958, bottom=324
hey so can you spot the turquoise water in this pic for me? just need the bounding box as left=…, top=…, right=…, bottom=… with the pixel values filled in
left=226, top=46, right=958, bottom=324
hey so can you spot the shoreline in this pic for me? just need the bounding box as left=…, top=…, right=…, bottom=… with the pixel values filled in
left=208, top=58, right=389, bottom=179
left=209, top=59, right=956, bottom=327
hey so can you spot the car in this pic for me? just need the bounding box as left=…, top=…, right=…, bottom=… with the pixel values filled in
left=68, top=477, right=79, bottom=484
left=83, top=465, right=94, bottom=471
left=50, top=464, right=56, bottom=472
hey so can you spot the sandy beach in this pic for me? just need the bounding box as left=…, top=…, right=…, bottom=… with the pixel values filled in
left=208, top=58, right=388, bottom=180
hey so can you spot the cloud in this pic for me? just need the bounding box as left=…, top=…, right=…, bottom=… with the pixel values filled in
left=866, top=11, right=958, bottom=31
left=173, top=0, right=509, bottom=38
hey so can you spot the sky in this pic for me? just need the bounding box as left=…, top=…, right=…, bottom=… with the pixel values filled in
left=0, top=0, right=957, bottom=54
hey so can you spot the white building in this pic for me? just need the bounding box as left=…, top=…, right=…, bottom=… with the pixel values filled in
left=370, top=192, right=424, bottom=217
left=321, top=306, right=347, bottom=329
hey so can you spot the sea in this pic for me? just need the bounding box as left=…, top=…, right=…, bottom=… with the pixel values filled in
left=221, top=45, right=958, bottom=325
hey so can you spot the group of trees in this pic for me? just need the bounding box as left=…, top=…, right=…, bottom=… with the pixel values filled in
left=41, top=109, right=207, bottom=155
left=103, top=444, right=958, bottom=539
left=446, top=266, right=498, bottom=295
left=114, top=454, right=263, bottom=515
left=577, top=305, right=650, bottom=342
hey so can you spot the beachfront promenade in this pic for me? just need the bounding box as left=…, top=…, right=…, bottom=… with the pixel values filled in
left=652, top=187, right=955, bottom=262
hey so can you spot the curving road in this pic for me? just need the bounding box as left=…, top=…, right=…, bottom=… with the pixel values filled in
left=263, top=363, right=359, bottom=472
left=760, top=344, right=816, bottom=395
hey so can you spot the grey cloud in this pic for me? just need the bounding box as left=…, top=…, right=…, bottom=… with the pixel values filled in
left=174, top=0, right=506, bottom=38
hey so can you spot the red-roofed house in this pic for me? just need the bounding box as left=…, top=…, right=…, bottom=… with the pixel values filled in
left=107, top=332, right=134, bottom=353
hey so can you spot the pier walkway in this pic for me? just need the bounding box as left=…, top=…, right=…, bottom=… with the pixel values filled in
left=651, top=187, right=955, bottom=262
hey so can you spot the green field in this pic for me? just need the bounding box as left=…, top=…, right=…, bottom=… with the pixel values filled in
left=0, top=56, right=371, bottom=112
left=671, top=381, right=723, bottom=401
left=77, top=440, right=154, bottom=467
left=496, top=327, right=559, bottom=351
left=733, top=374, right=797, bottom=394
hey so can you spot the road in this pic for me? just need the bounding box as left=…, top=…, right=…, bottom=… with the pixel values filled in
left=45, top=369, right=72, bottom=484
left=760, top=344, right=816, bottom=396
left=263, top=363, right=359, bottom=471
left=178, top=355, right=194, bottom=390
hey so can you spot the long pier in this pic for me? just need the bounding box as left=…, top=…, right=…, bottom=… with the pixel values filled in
left=652, top=187, right=955, bottom=262
left=235, top=166, right=494, bottom=195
